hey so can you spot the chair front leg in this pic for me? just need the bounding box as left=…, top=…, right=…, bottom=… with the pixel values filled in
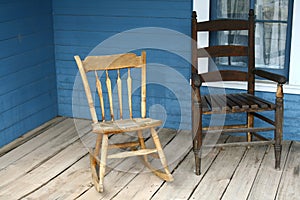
left=192, top=87, right=202, bottom=175
left=90, top=134, right=102, bottom=190
left=98, top=134, right=109, bottom=192
left=275, top=84, right=284, bottom=169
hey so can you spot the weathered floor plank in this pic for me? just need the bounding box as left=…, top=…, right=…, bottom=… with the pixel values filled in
left=0, top=117, right=67, bottom=169
left=221, top=145, right=268, bottom=200
left=152, top=135, right=229, bottom=200
left=0, top=118, right=299, bottom=200
left=0, top=119, right=90, bottom=189
left=276, top=141, right=300, bottom=200
left=189, top=137, right=248, bottom=200
left=0, top=120, right=92, bottom=199
left=0, top=116, right=66, bottom=157
left=111, top=130, right=191, bottom=200
left=76, top=128, right=177, bottom=200
left=247, top=141, right=291, bottom=200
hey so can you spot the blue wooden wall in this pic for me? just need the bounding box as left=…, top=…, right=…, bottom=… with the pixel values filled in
left=43, top=0, right=300, bottom=141
left=0, top=0, right=57, bottom=147
left=53, top=0, right=193, bottom=130
left=0, top=0, right=299, bottom=148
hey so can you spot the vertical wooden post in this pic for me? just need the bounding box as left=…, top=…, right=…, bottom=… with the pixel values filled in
left=74, top=55, right=98, bottom=124
left=191, top=11, right=202, bottom=175
left=275, top=84, right=283, bottom=169
left=141, top=51, right=146, bottom=118
left=247, top=9, right=255, bottom=95
left=247, top=9, right=255, bottom=143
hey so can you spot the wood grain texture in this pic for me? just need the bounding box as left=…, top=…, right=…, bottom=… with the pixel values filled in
left=276, top=141, right=300, bottom=200
left=1, top=119, right=300, bottom=199
left=106, top=70, right=114, bottom=120
left=127, top=68, right=133, bottom=119
left=247, top=141, right=291, bottom=200
left=95, top=71, right=105, bottom=121
left=83, top=53, right=143, bottom=72
left=117, top=70, right=123, bottom=119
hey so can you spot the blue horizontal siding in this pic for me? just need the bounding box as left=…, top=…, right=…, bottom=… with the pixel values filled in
left=0, top=46, right=54, bottom=78
left=0, top=14, right=53, bottom=41
left=0, top=0, right=57, bottom=147
left=53, top=0, right=190, bottom=18
left=53, top=0, right=192, bottom=130
left=0, top=105, right=57, bottom=147
left=0, top=0, right=52, bottom=22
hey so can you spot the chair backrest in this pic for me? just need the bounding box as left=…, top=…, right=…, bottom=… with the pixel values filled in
left=74, top=51, right=147, bottom=124
left=192, top=9, right=255, bottom=94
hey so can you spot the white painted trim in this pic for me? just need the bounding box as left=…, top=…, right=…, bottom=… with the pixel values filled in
left=289, top=0, right=300, bottom=85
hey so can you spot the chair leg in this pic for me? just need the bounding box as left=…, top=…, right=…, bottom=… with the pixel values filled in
left=193, top=112, right=202, bottom=176
left=192, top=84, right=202, bottom=175
left=247, top=113, right=254, bottom=142
left=193, top=141, right=201, bottom=176
left=275, top=86, right=284, bottom=170
left=89, top=134, right=102, bottom=192
left=98, top=134, right=108, bottom=192
left=145, top=128, right=173, bottom=182
left=137, top=130, right=149, bottom=162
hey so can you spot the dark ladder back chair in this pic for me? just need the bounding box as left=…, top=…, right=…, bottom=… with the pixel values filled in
left=191, top=9, right=287, bottom=175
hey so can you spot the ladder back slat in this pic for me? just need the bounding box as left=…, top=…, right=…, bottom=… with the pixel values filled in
left=127, top=68, right=132, bottom=119
left=106, top=70, right=114, bottom=120
left=83, top=53, right=143, bottom=72
left=197, top=19, right=249, bottom=31
left=117, top=70, right=123, bottom=119
left=95, top=71, right=105, bottom=121
left=198, top=46, right=248, bottom=58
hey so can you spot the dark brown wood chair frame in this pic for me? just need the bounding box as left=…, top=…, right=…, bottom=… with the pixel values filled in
left=191, top=9, right=287, bottom=175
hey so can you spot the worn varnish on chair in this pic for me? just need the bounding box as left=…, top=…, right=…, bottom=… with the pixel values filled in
left=191, top=9, right=287, bottom=175
left=74, top=51, right=173, bottom=192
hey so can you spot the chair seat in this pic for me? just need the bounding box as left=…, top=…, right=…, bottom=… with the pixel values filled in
left=201, top=93, right=276, bottom=114
left=92, top=118, right=162, bottom=134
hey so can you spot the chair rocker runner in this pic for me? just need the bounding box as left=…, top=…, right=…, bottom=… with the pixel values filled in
left=191, top=9, right=287, bottom=175
left=74, top=51, right=173, bottom=192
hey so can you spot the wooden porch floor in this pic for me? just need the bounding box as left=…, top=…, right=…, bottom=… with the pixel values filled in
left=0, top=117, right=299, bottom=200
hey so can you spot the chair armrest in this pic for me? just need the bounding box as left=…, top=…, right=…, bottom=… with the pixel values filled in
left=192, top=73, right=202, bottom=87
left=253, top=69, right=287, bottom=84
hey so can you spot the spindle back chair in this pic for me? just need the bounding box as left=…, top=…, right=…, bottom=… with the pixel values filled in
left=74, top=51, right=173, bottom=192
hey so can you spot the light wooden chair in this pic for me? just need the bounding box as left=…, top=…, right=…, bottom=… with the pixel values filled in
left=74, top=51, right=173, bottom=192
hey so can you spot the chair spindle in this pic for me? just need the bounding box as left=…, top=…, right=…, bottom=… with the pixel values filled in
left=106, top=70, right=114, bottom=120
left=95, top=71, right=105, bottom=121
left=127, top=68, right=132, bottom=119
left=117, top=70, right=123, bottom=119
